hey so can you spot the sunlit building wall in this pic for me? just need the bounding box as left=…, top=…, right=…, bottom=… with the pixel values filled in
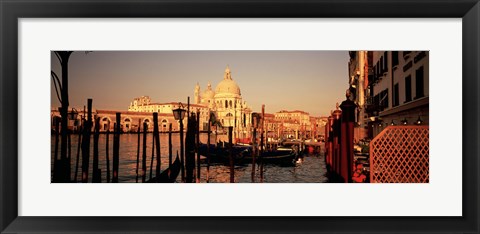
left=367, top=51, right=429, bottom=138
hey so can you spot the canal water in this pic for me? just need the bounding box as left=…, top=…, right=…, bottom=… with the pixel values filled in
left=51, top=133, right=328, bottom=183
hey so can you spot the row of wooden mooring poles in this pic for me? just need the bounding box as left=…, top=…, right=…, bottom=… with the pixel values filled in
left=324, top=93, right=357, bottom=183
left=52, top=98, right=189, bottom=183
left=52, top=98, right=121, bottom=183
left=52, top=98, right=268, bottom=183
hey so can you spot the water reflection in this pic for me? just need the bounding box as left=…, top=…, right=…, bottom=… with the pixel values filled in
left=51, top=133, right=327, bottom=183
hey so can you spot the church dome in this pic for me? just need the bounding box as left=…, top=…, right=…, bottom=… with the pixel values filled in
left=203, top=82, right=215, bottom=99
left=215, top=80, right=241, bottom=95
left=215, top=66, right=241, bottom=96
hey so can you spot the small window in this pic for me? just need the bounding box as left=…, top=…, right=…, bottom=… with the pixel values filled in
left=415, top=66, right=425, bottom=99
left=393, top=83, right=399, bottom=107
left=383, top=51, right=388, bottom=72
left=392, top=51, right=399, bottom=67
left=379, top=57, right=383, bottom=74
left=405, top=75, right=412, bottom=103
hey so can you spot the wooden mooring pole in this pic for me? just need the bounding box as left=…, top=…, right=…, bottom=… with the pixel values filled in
left=81, top=99, right=93, bottom=183
left=112, top=112, right=121, bottom=183
left=92, top=117, right=101, bottom=183
left=73, top=105, right=85, bottom=182
left=185, top=113, right=197, bottom=183
left=251, top=117, right=257, bottom=183
left=206, top=114, right=211, bottom=183
left=153, top=113, right=161, bottom=181
left=135, top=119, right=141, bottom=183
left=142, top=122, right=148, bottom=183
left=52, top=118, right=60, bottom=182
left=260, top=104, right=265, bottom=183
left=196, top=111, right=201, bottom=183
left=73, top=125, right=82, bottom=182
left=228, top=126, right=234, bottom=183
left=67, top=131, right=72, bottom=181
left=168, top=123, right=173, bottom=168
left=106, top=129, right=110, bottom=183
left=149, top=124, right=155, bottom=181
left=180, top=113, right=185, bottom=182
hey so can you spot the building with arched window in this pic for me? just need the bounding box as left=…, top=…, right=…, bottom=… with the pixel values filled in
left=194, top=66, right=253, bottom=140
left=126, top=66, right=253, bottom=140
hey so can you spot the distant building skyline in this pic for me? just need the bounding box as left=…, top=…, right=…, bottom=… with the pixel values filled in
left=51, top=51, right=350, bottom=116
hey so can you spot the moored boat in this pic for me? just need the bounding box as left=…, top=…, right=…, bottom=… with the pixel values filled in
left=258, top=147, right=297, bottom=166
left=197, top=143, right=252, bottom=164
left=146, top=156, right=181, bottom=183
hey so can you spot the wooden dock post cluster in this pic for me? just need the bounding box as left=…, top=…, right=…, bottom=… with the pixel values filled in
left=51, top=51, right=74, bottom=183
left=52, top=97, right=185, bottom=183
left=324, top=93, right=357, bottom=183
left=249, top=105, right=266, bottom=183
left=184, top=110, right=212, bottom=183
left=52, top=98, right=282, bottom=184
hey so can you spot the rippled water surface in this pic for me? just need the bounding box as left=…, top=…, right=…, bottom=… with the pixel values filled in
left=51, top=133, right=328, bottom=183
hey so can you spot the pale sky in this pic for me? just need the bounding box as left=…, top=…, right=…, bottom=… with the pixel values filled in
left=51, top=51, right=350, bottom=117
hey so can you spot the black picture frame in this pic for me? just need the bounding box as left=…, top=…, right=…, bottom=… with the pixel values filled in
left=1, top=0, right=479, bottom=233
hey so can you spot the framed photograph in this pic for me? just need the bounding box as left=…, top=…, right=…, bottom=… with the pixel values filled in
left=1, top=0, right=478, bottom=233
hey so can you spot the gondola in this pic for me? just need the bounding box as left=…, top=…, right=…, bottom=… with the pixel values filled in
left=197, top=143, right=252, bottom=164
left=258, top=147, right=297, bottom=166
left=146, top=156, right=181, bottom=183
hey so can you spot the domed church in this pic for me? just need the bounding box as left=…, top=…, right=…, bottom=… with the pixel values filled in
left=194, top=66, right=252, bottom=139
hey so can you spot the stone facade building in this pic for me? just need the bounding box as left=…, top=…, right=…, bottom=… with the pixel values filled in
left=194, top=66, right=253, bottom=140
left=126, top=66, right=253, bottom=140
left=348, top=51, right=429, bottom=139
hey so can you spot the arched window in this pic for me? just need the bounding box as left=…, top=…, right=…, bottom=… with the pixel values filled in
left=229, top=100, right=232, bottom=108
left=225, top=100, right=228, bottom=108
left=161, top=119, right=168, bottom=131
